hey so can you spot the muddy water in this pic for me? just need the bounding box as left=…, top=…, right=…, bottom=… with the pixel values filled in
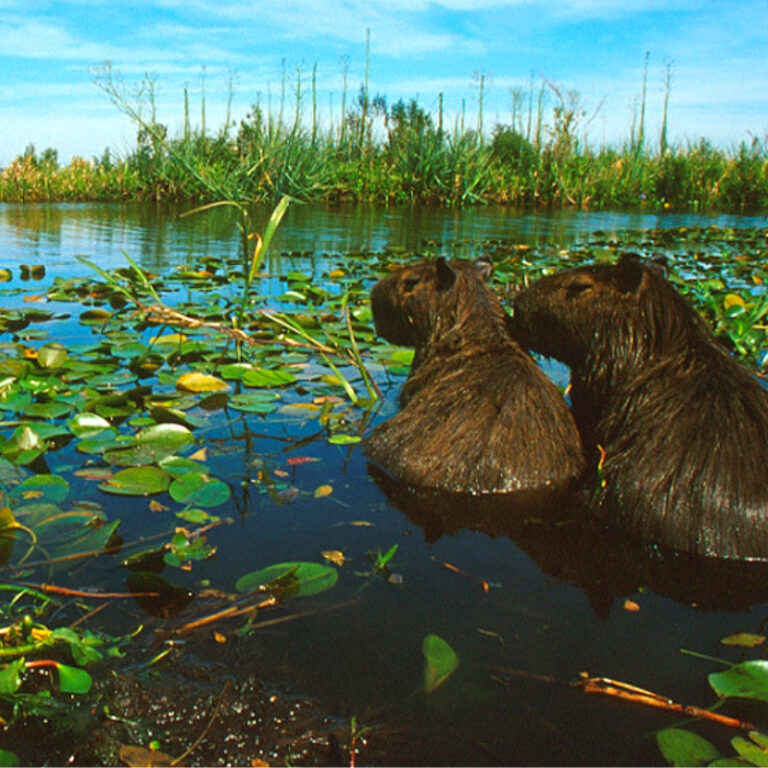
left=1, top=202, right=767, bottom=766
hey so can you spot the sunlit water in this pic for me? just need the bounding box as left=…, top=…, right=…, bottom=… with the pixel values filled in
left=1, top=202, right=767, bottom=766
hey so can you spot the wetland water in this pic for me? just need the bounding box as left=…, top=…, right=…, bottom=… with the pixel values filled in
left=1, top=202, right=768, bottom=765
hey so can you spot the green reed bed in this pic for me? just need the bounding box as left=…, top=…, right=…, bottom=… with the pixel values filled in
left=2, top=63, right=767, bottom=212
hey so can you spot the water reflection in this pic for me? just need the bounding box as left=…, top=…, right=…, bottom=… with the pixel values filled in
left=369, top=464, right=768, bottom=616
left=1, top=201, right=764, bottom=279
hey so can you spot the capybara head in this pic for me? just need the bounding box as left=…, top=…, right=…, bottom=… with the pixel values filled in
left=508, top=252, right=713, bottom=373
left=371, top=256, right=496, bottom=351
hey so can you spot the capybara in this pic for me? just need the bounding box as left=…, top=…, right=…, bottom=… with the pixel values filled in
left=364, top=257, right=585, bottom=495
left=508, top=252, right=768, bottom=559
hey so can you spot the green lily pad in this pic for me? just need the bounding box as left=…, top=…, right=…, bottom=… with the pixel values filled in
left=709, top=660, right=768, bottom=702
left=241, top=367, right=296, bottom=388
left=36, top=342, right=68, bottom=370
left=235, top=561, right=338, bottom=598
left=16, top=474, right=69, bottom=504
left=169, top=471, right=230, bottom=507
left=68, top=412, right=113, bottom=438
left=422, top=634, right=459, bottom=693
left=228, top=392, right=279, bottom=414
left=656, top=728, right=723, bottom=767
left=98, top=466, right=171, bottom=496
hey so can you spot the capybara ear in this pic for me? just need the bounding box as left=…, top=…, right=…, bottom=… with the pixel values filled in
left=472, top=256, right=494, bottom=282
left=611, top=252, right=646, bottom=294
left=436, top=257, right=457, bottom=291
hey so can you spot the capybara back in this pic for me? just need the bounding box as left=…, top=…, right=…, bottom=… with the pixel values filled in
left=365, top=257, right=584, bottom=495
left=508, top=253, right=768, bottom=559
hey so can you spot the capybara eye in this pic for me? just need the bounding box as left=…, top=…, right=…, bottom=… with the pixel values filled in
left=403, top=278, right=419, bottom=293
left=565, top=281, right=591, bottom=298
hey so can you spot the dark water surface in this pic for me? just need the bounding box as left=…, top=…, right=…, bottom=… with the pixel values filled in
left=1, top=202, right=767, bottom=766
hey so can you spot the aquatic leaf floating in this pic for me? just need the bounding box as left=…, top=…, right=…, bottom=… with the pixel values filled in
left=732, top=731, right=768, bottom=766
left=98, top=466, right=172, bottom=496
left=721, top=632, right=766, bottom=647
left=175, top=371, right=229, bottom=393
left=241, top=367, right=296, bottom=388
left=709, top=660, right=768, bottom=702
left=422, top=634, right=459, bottom=693
left=169, top=471, right=230, bottom=508
left=227, top=392, right=279, bottom=414
left=235, top=561, right=338, bottom=598
left=656, top=728, right=723, bottom=767
left=68, top=412, right=113, bottom=438
left=36, top=342, right=68, bottom=369
left=15, top=474, right=69, bottom=504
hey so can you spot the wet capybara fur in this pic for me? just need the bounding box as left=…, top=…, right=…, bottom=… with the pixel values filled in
left=364, top=257, right=585, bottom=495
left=508, top=252, right=768, bottom=559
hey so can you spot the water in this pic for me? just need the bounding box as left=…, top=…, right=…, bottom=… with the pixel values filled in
left=1, top=202, right=767, bottom=766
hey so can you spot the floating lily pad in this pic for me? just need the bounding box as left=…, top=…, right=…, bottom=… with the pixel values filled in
left=241, top=367, right=296, bottom=388
left=656, top=728, right=722, bottom=767
left=228, top=392, right=279, bottom=414
left=175, top=371, right=229, bottom=393
left=98, top=466, right=171, bottom=496
left=709, top=660, right=768, bottom=702
left=236, top=561, right=338, bottom=598
left=16, top=474, right=69, bottom=504
left=422, top=634, right=459, bottom=693
left=169, top=471, right=230, bottom=507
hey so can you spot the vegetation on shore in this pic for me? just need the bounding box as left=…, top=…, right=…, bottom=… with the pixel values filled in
left=1, top=59, right=766, bottom=212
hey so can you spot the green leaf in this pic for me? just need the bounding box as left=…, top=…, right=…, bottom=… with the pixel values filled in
left=168, top=472, right=231, bottom=508
left=422, top=634, right=459, bottom=694
left=68, top=412, right=113, bottom=438
left=16, top=474, right=69, bottom=504
left=656, top=728, right=723, bottom=766
left=36, top=342, right=68, bottom=369
left=328, top=433, right=362, bottom=445
left=50, top=627, right=103, bottom=665
left=0, top=659, right=25, bottom=694
left=236, top=562, right=338, bottom=598
left=732, top=733, right=768, bottom=767
left=228, top=392, right=278, bottom=414
left=55, top=662, right=93, bottom=694
left=709, top=661, right=768, bottom=702
left=98, top=466, right=171, bottom=496
left=241, top=367, right=296, bottom=388
left=0, top=748, right=19, bottom=767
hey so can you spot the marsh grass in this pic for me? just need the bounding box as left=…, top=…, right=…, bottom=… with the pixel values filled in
left=2, top=62, right=767, bottom=212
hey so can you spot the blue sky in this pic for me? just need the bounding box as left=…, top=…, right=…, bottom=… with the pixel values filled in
left=1, top=0, right=767, bottom=166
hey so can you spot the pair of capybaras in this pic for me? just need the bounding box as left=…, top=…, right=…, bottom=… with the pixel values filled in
left=364, top=253, right=768, bottom=561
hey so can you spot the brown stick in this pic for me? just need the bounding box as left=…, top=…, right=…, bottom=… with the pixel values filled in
left=578, top=676, right=755, bottom=730
left=492, top=668, right=755, bottom=731
left=20, top=582, right=159, bottom=599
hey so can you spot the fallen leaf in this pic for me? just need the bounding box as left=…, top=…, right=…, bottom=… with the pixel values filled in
left=623, top=599, right=640, bottom=612
left=189, top=447, right=207, bottom=461
left=118, top=744, right=175, bottom=767
left=314, top=484, right=333, bottom=498
left=149, top=499, right=169, bottom=513
left=321, top=550, right=346, bottom=566
left=213, top=631, right=227, bottom=644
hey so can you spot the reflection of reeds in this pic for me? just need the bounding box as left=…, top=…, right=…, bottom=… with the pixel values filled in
left=2, top=62, right=766, bottom=212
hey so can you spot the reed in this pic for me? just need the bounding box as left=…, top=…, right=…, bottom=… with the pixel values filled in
left=2, top=63, right=766, bottom=213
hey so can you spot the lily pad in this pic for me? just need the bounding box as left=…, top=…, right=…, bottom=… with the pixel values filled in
left=168, top=471, right=230, bottom=508
left=656, top=728, right=723, bottom=767
left=175, top=371, right=229, bottom=393
left=98, top=466, right=171, bottom=496
left=422, top=634, right=459, bottom=693
left=15, top=474, right=69, bottom=504
left=228, top=392, right=279, bottom=414
left=709, top=660, right=768, bottom=702
left=241, top=367, right=296, bottom=388
left=235, top=561, right=338, bottom=598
